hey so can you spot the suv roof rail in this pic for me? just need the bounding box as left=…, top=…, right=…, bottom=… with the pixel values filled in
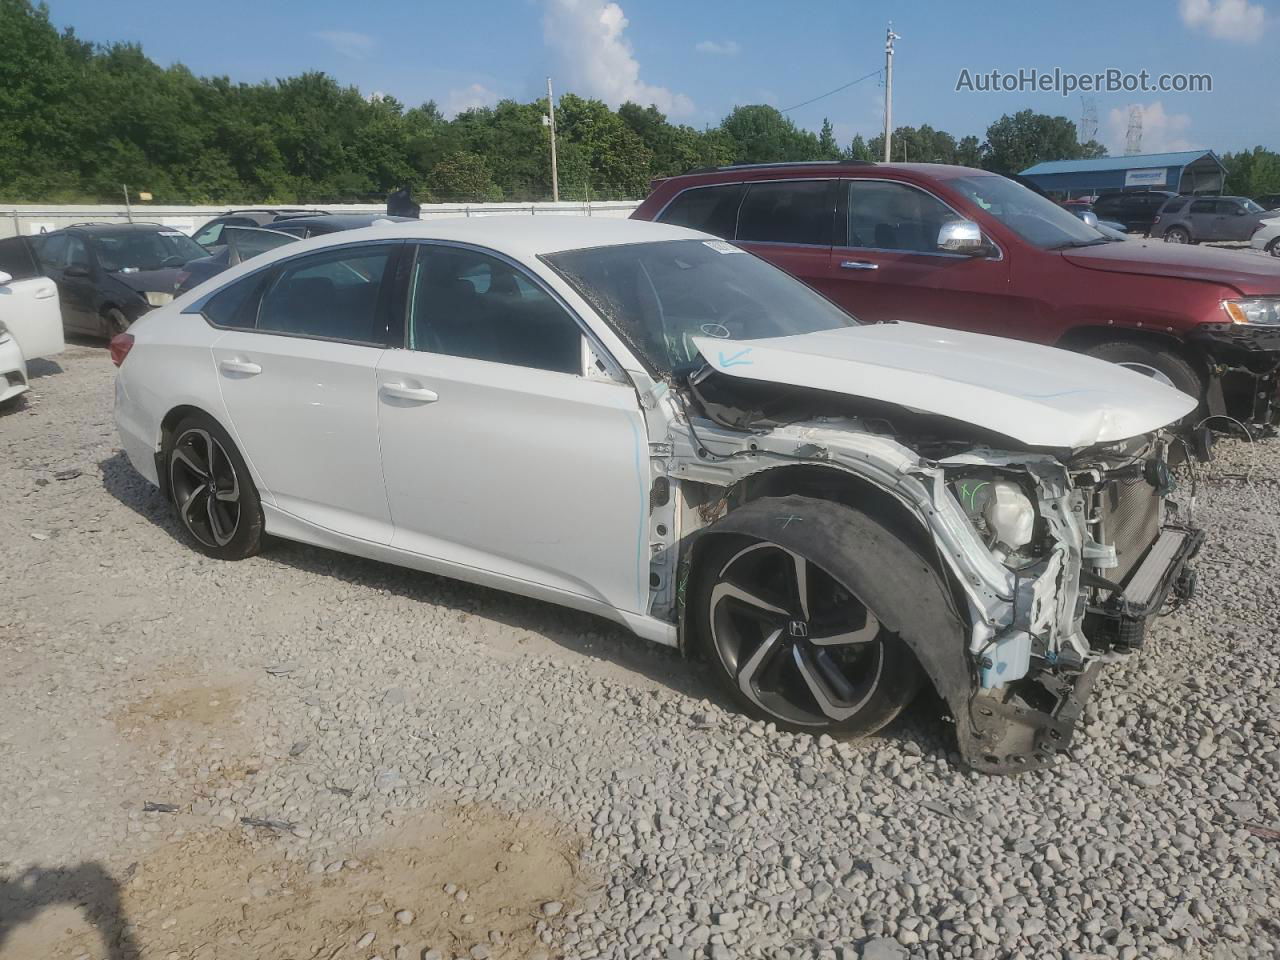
left=68, top=221, right=166, bottom=228
left=680, top=160, right=877, bottom=176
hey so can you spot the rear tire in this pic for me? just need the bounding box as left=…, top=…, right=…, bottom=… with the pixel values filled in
left=1162, top=226, right=1192, bottom=244
left=1268, top=237, right=1280, bottom=259
left=163, top=411, right=263, bottom=560
left=691, top=497, right=926, bottom=738
left=103, top=306, right=130, bottom=339
left=1081, top=339, right=1205, bottom=405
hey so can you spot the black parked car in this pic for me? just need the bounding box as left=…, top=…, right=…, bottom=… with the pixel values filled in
left=31, top=223, right=209, bottom=337
left=191, top=208, right=328, bottom=251
left=175, top=215, right=415, bottom=293
left=1152, top=195, right=1270, bottom=244
left=1090, top=191, right=1177, bottom=234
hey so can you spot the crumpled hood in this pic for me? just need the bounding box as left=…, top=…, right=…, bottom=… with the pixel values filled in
left=1062, top=240, right=1280, bottom=295
left=110, top=268, right=184, bottom=295
left=692, top=322, right=1196, bottom=448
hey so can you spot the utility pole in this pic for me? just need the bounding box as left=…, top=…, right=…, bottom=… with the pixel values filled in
left=883, top=24, right=900, bottom=163
left=546, top=76, right=560, bottom=203
left=122, top=183, right=133, bottom=222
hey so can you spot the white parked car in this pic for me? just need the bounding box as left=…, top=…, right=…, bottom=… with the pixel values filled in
left=113, top=217, right=1203, bottom=773
left=0, top=236, right=66, bottom=407
left=1251, top=214, right=1280, bottom=258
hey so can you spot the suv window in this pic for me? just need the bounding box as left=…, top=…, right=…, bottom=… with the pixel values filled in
left=66, top=236, right=91, bottom=269
left=1218, top=200, right=1245, bottom=215
left=408, top=245, right=582, bottom=374
left=846, top=180, right=957, bottom=253
left=258, top=246, right=393, bottom=343
left=656, top=184, right=744, bottom=240
left=0, top=236, right=41, bottom=281
left=737, top=181, right=834, bottom=246
left=1190, top=199, right=1216, bottom=214
left=201, top=272, right=271, bottom=329
left=1160, top=197, right=1189, bottom=214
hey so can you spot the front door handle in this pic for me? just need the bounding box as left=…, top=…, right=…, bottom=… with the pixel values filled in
left=840, top=260, right=880, bottom=271
left=218, top=358, right=262, bottom=376
left=380, top=382, right=439, bottom=404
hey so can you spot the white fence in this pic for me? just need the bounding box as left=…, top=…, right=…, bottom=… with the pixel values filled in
left=0, top=200, right=641, bottom=239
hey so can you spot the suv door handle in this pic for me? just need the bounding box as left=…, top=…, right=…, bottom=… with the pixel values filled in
left=380, top=382, right=439, bottom=404
left=840, top=260, right=880, bottom=271
left=218, top=358, right=262, bottom=376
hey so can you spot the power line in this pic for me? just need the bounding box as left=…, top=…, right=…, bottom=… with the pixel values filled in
left=780, top=68, right=883, bottom=114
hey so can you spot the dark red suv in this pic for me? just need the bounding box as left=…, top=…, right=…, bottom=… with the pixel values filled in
left=632, top=162, right=1280, bottom=425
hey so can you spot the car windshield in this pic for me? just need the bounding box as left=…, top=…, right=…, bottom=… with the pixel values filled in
left=224, top=226, right=298, bottom=261
left=543, top=239, right=856, bottom=377
left=950, top=175, right=1111, bottom=249
left=94, top=229, right=208, bottom=271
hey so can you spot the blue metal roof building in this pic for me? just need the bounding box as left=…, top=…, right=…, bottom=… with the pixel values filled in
left=1019, top=150, right=1226, bottom=198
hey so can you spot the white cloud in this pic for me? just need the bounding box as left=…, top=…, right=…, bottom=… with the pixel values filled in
left=312, top=30, right=377, bottom=60
left=1178, top=0, right=1265, bottom=42
left=542, top=0, right=694, bottom=116
left=1106, top=101, right=1196, bottom=154
left=695, top=39, right=740, bottom=56
left=444, top=83, right=500, bottom=117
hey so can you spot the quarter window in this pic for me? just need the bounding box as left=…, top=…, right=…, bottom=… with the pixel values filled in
left=407, top=246, right=582, bottom=375
left=0, top=237, right=41, bottom=281
left=257, top=246, right=393, bottom=343
left=737, top=181, right=834, bottom=246
left=656, top=184, right=745, bottom=240
left=846, top=181, right=957, bottom=253
left=201, top=272, right=269, bottom=329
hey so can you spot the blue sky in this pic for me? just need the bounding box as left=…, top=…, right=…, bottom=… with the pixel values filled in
left=45, top=0, right=1278, bottom=155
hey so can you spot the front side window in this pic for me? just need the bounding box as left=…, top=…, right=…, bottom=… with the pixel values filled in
left=949, top=175, right=1107, bottom=249
left=846, top=180, right=960, bottom=253
left=656, top=184, right=745, bottom=240
left=193, top=222, right=224, bottom=247
left=407, top=245, right=582, bottom=374
left=736, top=180, right=835, bottom=246
left=544, top=238, right=856, bottom=377
left=224, top=227, right=298, bottom=262
left=257, top=246, right=393, bottom=342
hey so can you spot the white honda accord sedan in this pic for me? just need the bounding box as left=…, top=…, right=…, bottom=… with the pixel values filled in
left=115, top=216, right=1203, bottom=773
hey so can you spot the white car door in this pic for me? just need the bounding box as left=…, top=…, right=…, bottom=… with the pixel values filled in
left=376, top=243, right=650, bottom=614
left=0, top=237, right=65, bottom=359
left=206, top=241, right=402, bottom=543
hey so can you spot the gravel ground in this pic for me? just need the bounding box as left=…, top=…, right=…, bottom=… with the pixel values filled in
left=1, top=344, right=1278, bottom=960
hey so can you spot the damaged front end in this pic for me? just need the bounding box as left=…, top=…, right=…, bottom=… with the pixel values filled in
left=647, top=367, right=1202, bottom=775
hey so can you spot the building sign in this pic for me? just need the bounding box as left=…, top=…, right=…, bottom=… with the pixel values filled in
left=1124, top=168, right=1168, bottom=187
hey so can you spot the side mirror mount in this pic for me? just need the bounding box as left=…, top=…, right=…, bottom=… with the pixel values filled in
left=0, top=270, right=12, bottom=285
left=937, top=219, right=989, bottom=256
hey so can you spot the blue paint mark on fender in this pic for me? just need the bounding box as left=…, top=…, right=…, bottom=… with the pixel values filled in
left=719, top=348, right=753, bottom=368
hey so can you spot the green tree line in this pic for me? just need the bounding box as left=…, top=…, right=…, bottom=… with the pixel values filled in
left=3, top=1, right=1277, bottom=204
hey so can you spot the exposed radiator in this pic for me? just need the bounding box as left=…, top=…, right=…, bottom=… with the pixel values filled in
left=1097, top=476, right=1162, bottom=585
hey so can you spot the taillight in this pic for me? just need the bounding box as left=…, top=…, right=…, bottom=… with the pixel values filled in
left=174, top=271, right=190, bottom=289
left=109, top=333, right=134, bottom=367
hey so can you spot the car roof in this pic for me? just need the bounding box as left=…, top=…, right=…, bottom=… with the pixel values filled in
left=273, top=214, right=417, bottom=230
left=61, top=222, right=187, bottom=234
left=653, top=161, right=990, bottom=188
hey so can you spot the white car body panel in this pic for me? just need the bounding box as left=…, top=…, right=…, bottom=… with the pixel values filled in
left=376, top=348, right=650, bottom=613
left=211, top=331, right=393, bottom=542
left=692, top=321, right=1196, bottom=448
left=0, top=335, right=28, bottom=404
left=0, top=274, right=64, bottom=402
left=1252, top=218, right=1280, bottom=253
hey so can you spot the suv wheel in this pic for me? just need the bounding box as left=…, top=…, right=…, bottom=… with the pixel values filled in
left=691, top=497, right=926, bottom=737
left=1081, top=340, right=1204, bottom=404
left=1163, top=226, right=1191, bottom=244
left=1267, top=237, right=1280, bottom=259
left=103, top=306, right=130, bottom=338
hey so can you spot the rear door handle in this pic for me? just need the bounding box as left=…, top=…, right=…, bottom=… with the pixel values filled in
left=380, top=382, right=439, bottom=404
left=840, top=260, right=880, bottom=271
left=218, top=358, right=262, bottom=376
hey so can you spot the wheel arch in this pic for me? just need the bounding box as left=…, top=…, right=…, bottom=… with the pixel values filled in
left=1055, top=325, right=1206, bottom=370
left=154, top=403, right=224, bottom=499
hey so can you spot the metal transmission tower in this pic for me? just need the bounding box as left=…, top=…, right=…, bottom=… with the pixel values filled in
left=1078, top=96, right=1098, bottom=145
left=1125, top=105, right=1144, bottom=155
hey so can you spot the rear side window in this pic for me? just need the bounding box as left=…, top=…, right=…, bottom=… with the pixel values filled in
left=656, top=184, right=744, bottom=240
left=737, top=180, right=835, bottom=246
left=258, top=246, right=394, bottom=343
left=1190, top=199, right=1216, bottom=214
left=1160, top=197, right=1189, bottom=214
left=0, top=236, right=41, bottom=281
left=201, top=272, right=269, bottom=329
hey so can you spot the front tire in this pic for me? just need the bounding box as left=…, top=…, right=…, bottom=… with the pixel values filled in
left=1268, top=238, right=1280, bottom=259
left=1081, top=339, right=1205, bottom=404
left=164, top=412, right=262, bottom=560
left=691, top=497, right=925, bottom=737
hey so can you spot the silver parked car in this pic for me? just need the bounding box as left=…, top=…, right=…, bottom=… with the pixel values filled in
left=1154, top=195, right=1270, bottom=244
